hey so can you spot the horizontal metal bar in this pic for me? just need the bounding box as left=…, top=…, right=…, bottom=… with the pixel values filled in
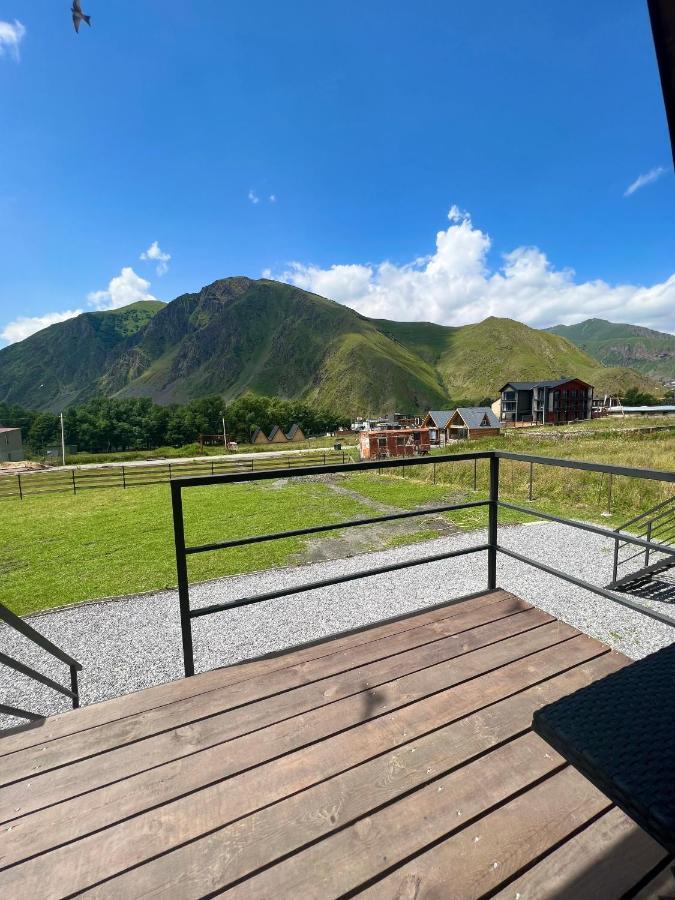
left=185, top=500, right=489, bottom=555
left=190, top=543, right=490, bottom=618
left=0, top=703, right=44, bottom=723
left=172, top=451, right=493, bottom=489
left=0, top=652, right=77, bottom=700
left=497, top=546, right=675, bottom=628
left=498, top=502, right=675, bottom=557
left=614, top=496, right=675, bottom=530
left=0, top=601, right=82, bottom=670
left=495, top=451, right=675, bottom=483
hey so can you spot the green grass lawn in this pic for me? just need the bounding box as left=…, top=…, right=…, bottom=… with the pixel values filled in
left=1, top=481, right=372, bottom=616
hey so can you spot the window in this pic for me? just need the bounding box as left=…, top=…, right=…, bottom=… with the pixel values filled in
left=377, top=437, right=387, bottom=447
left=396, top=436, right=405, bottom=446
left=504, top=390, right=516, bottom=401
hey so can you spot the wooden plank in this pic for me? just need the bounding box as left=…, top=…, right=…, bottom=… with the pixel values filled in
left=220, top=733, right=566, bottom=900
left=0, top=606, right=554, bottom=790
left=0, top=636, right=613, bottom=894
left=491, top=807, right=670, bottom=899
left=0, top=590, right=514, bottom=757
left=356, top=767, right=612, bottom=900
left=0, top=647, right=624, bottom=873
left=631, top=861, right=675, bottom=899
left=0, top=616, right=575, bottom=824
left=92, top=655, right=637, bottom=900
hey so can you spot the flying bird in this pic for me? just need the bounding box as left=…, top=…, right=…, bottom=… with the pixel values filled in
left=72, top=0, right=91, bottom=33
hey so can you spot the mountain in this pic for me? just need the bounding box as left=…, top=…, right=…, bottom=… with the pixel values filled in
left=546, top=319, right=675, bottom=384
left=0, top=278, right=661, bottom=412
left=0, top=301, right=165, bottom=410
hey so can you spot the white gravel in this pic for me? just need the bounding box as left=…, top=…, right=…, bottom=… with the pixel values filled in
left=1, top=521, right=673, bottom=729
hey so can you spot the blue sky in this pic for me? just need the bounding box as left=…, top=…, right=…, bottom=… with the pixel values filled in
left=0, top=0, right=673, bottom=343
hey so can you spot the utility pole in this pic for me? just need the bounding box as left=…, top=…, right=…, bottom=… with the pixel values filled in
left=60, top=412, right=66, bottom=466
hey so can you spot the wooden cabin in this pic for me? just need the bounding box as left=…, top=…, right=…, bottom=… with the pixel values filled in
left=285, top=424, right=306, bottom=442
left=359, top=428, right=431, bottom=460
left=251, top=428, right=268, bottom=445
left=447, top=407, right=501, bottom=440
left=268, top=425, right=288, bottom=444
left=421, top=410, right=455, bottom=446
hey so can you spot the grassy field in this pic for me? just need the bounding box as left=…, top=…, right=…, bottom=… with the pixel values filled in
left=1, top=481, right=373, bottom=616
left=3, top=426, right=672, bottom=617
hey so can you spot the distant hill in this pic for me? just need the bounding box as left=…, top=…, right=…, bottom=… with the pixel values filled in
left=546, top=318, right=675, bottom=384
left=0, top=278, right=661, bottom=412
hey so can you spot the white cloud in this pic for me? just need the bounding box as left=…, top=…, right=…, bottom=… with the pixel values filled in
left=1, top=309, right=82, bottom=344
left=624, top=166, right=668, bottom=197
left=269, top=194, right=277, bottom=203
left=140, top=240, right=171, bottom=276
left=87, top=266, right=158, bottom=310
left=0, top=19, right=26, bottom=61
left=248, top=190, right=260, bottom=204
left=276, top=205, right=675, bottom=333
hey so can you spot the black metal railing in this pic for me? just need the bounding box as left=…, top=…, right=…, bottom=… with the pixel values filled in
left=0, top=600, right=81, bottom=722
left=610, top=496, right=675, bottom=586
left=171, top=450, right=675, bottom=677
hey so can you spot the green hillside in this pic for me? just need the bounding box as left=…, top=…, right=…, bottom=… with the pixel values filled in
left=0, top=301, right=164, bottom=410
left=0, top=278, right=662, bottom=413
left=546, top=318, right=675, bottom=383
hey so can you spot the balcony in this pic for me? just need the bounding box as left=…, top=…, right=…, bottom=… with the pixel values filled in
left=0, top=451, right=673, bottom=897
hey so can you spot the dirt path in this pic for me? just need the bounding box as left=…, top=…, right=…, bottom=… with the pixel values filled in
left=291, top=477, right=461, bottom=565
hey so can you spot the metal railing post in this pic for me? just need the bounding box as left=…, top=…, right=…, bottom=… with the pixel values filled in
left=645, top=521, right=652, bottom=567
left=70, top=665, right=80, bottom=709
left=612, top=534, right=619, bottom=585
left=171, top=482, right=195, bottom=677
left=487, top=455, right=499, bottom=590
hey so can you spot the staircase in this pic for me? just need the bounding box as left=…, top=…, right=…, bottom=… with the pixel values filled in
left=608, top=496, right=675, bottom=601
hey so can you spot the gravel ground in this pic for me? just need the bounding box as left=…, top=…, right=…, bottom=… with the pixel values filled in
left=1, top=521, right=673, bottom=729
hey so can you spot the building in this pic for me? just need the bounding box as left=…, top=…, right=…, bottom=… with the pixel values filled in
left=421, top=410, right=455, bottom=446
left=285, top=424, right=306, bottom=442
left=499, top=379, right=593, bottom=424
left=447, top=407, right=501, bottom=439
left=359, top=427, right=431, bottom=460
left=0, top=426, right=23, bottom=462
left=268, top=425, right=288, bottom=443
left=251, top=428, right=268, bottom=444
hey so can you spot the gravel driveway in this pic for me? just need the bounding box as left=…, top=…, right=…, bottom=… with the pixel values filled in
left=1, top=521, right=673, bottom=729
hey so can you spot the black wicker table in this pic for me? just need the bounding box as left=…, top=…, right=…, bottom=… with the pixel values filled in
left=533, top=641, right=675, bottom=855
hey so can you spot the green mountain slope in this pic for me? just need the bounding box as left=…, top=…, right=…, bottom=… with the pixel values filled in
left=546, top=319, right=675, bottom=383
left=0, top=278, right=662, bottom=413
left=0, top=301, right=165, bottom=410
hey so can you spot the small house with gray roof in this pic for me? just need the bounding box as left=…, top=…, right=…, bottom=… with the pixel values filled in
left=421, top=410, right=456, bottom=446
left=447, top=407, right=501, bottom=440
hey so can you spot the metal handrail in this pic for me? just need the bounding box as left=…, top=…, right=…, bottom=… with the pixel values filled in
left=0, top=600, right=81, bottom=722
left=171, top=449, right=675, bottom=677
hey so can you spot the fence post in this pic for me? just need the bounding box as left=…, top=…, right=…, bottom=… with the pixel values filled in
left=168, top=463, right=172, bottom=481
left=211, top=461, right=214, bottom=475
left=70, top=665, right=80, bottom=709
left=342, top=451, right=345, bottom=464
left=487, top=455, right=499, bottom=590
left=17, top=473, right=22, bottom=500
left=528, top=462, right=533, bottom=501
left=171, top=482, right=195, bottom=677
left=71, top=470, right=76, bottom=495
left=122, top=466, right=126, bottom=489
left=323, top=451, right=326, bottom=466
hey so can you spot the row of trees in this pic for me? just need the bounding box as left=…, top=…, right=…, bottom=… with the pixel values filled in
left=0, top=395, right=350, bottom=455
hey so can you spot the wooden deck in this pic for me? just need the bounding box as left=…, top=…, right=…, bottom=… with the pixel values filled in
left=0, top=588, right=672, bottom=898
